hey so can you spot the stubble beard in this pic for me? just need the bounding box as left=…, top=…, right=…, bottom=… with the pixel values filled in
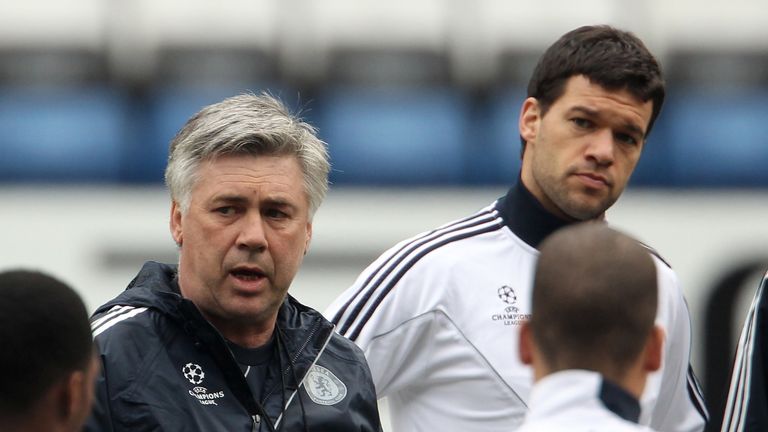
left=541, top=172, right=617, bottom=221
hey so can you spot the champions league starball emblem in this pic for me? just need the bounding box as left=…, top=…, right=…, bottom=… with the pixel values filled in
left=497, top=285, right=517, bottom=305
left=183, top=363, right=205, bottom=385
left=497, top=285, right=519, bottom=313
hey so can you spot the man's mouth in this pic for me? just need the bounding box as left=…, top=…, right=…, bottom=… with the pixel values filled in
left=230, top=268, right=265, bottom=281
left=574, top=172, right=610, bottom=187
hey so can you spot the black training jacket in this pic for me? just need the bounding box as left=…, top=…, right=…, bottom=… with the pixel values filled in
left=84, top=261, right=382, bottom=432
left=721, top=271, right=768, bottom=432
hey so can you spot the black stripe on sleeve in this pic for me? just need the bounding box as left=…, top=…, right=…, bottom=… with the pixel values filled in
left=687, top=366, right=710, bottom=423
left=347, top=221, right=504, bottom=341
left=722, top=274, right=767, bottom=432
left=331, top=209, right=498, bottom=331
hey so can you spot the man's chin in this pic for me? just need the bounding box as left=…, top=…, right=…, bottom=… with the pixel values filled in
left=562, top=200, right=610, bottom=221
left=216, top=301, right=276, bottom=325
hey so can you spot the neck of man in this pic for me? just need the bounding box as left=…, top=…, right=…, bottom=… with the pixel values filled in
left=536, top=362, right=646, bottom=401
left=604, top=362, right=647, bottom=401
left=204, top=312, right=277, bottom=349
left=531, top=342, right=647, bottom=400
left=174, top=273, right=280, bottom=349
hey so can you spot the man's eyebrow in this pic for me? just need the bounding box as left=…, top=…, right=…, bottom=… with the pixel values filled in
left=210, top=194, right=299, bottom=210
left=211, top=195, right=248, bottom=205
left=263, top=196, right=297, bottom=209
left=569, top=105, right=599, bottom=118
left=569, top=105, right=646, bottom=137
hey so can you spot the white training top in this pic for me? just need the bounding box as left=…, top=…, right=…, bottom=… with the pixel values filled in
left=326, top=184, right=708, bottom=432
left=517, top=370, right=657, bottom=432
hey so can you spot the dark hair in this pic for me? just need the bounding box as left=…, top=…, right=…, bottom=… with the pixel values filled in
left=521, top=25, right=665, bottom=156
left=530, top=223, right=657, bottom=377
left=0, top=270, right=93, bottom=416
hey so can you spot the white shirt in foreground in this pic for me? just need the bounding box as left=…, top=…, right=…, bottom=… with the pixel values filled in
left=517, top=370, right=657, bottom=432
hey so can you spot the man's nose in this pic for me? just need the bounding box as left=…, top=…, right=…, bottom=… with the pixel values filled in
left=236, top=212, right=268, bottom=252
left=586, top=128, right=615, bottom=165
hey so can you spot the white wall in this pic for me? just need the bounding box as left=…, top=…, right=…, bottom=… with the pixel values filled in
left=1, top=186, right=766, bottom=428
left=3, top=184, right=766, bottom=355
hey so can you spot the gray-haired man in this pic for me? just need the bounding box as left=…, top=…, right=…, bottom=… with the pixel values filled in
left=85, top=93, right=381, bottom=432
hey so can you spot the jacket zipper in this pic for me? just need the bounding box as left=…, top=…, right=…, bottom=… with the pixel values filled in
left=272, top=325, right=336, bottom=429
left=261, top=321, right=321, bottom=402
left=252, top=414, right=260, bottom=431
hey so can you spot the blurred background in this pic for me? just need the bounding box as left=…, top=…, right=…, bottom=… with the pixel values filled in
left=1, top=0, right=767, bottom=430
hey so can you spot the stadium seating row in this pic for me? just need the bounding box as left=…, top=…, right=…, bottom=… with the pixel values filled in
left=1, top=84, right=767, bottom=187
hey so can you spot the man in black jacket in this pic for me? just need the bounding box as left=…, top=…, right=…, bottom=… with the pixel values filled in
left=721, top=271, right=768, bottom=432
left=85, top=93, right=381, bottom=431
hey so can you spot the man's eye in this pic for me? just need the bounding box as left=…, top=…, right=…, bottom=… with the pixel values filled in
left=615, top=133, right=639, bottom=146
left=215, top=207, right=235, bottom=216
left=265, top=209, right=288, bottom=219
left=571, top=118, right=593, bottom=129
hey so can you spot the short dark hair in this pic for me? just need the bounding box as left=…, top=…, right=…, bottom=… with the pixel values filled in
left=530, top=223, right=657, bottom=377
left=521, top=25, right=665, bottom=156
left=0, top=270, right=93, bottom=416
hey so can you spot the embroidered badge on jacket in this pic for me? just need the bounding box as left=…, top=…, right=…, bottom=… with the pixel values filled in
left=304, top=365, right=347, bottom=406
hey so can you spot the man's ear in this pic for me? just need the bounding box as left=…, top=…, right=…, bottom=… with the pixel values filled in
left=519, top=321, right=534, bottom=365
left=52, top=370, right=86, bottom=424
left=519, top=97, right=541, bottom=148
left=643, top=325, right=664, bottom=372
left=170, top=201, right=183, bottom=247
left=58, top=355, right=99, bottom=430
left=304, top=221, right=312, bottom=256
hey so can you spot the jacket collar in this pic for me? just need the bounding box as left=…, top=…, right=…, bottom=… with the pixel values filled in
left=495, top=180, right=577, bottom=249
left=599, top=377, right=642, bottom=423
left=97, top=261, right=334, bottom=349
left=94, top=261, right=180, bottom=315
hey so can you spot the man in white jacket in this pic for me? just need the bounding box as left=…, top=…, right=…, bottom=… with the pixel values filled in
left=517, top=223, right=662, bottom=432
left=326, top=25, right=708, bottom=431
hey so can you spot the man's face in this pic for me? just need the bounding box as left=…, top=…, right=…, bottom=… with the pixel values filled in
left=519, top=75, right=653, bottom=220
left=171, top=154, right=312, bottom=334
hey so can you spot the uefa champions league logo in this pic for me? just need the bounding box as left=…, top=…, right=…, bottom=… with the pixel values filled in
left=183, top=363, right=205, bottom=385
left=491, top=285, right=529, bottom=325
left=181, top=362, right=226, bottom=406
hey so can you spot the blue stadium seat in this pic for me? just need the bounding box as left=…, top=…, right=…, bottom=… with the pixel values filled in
left=0, top=87, right=127, bottom=182
left=133, top=84, right=290, bottom=182
left=469, top=87, right=526, bottom=185
left=663, top=90, right=768, bottom=187
left=316, top=87, right=470, bottom=185
left=629, top=112, right=676, bottom=187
